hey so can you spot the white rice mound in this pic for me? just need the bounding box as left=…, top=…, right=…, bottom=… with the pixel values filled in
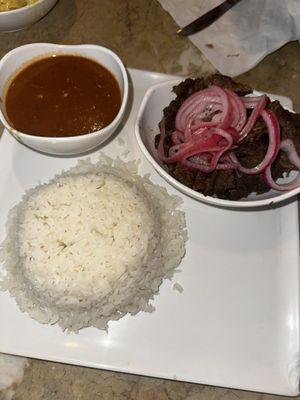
left=0, top=156, right=187, bottom=332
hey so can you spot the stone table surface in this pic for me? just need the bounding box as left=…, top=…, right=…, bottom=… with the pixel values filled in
left=1, top=0, right=300, bottom=399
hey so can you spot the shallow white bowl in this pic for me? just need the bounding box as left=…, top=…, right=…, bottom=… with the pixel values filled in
left=0, top=0, right=57, bottom=31
left=0, top=43, right=129, bottom=155
left=135, top=79, right=300, bottom=209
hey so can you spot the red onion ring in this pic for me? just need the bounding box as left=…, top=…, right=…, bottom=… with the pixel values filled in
left=175, top=86, right=232, bottom=133
left=264, top=139, right=300, bottom=191
left=238, top=95, right=268, bottom=142
left=230, top=109, right=280, bottom=175
left=225, top=89, right=247, bottom=132
left=180, top=128, right=233, bottom=172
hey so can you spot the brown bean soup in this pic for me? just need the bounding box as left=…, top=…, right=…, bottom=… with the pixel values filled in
left=5, top=55, right=121, bottom=137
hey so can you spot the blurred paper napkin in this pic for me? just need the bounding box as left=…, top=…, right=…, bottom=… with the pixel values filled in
left=158, top=0, right=300, bottom=76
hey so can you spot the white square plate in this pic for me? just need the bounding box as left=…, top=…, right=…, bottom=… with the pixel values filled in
left=0, top=69, right=299, bottom=395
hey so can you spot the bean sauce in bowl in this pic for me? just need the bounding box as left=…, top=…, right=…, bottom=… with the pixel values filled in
left=0, top=43, right=128, bottom=155
left=5, top=55, right=122, bottom=137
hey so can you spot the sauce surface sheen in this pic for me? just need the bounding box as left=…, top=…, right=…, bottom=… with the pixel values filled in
left=5, top=55, right=121, bottom=137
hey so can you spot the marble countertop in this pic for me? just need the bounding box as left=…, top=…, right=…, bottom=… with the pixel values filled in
left=1, top=1, right=300, bottom=399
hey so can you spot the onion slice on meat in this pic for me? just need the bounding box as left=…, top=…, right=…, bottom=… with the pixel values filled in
left=157, top=84, right=300, bottom=194
left=231, top=109, right=280, bottom=175
left=238, top=95, right=268, bottom=142
left=264, top=139, right=300, bottom=191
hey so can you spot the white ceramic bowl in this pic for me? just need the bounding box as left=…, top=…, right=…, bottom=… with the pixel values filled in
left=0, top=0, right=57, bottom=31
left=0, top=43, right=129, bottom=155
left=135, top=79, right=300, bottom=209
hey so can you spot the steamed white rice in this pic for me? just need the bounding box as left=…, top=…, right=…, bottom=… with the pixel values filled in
left=0, top=156, right=187, bottom=331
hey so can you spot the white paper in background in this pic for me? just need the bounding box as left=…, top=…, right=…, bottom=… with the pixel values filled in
left=157, top=0, right=300, bottom=77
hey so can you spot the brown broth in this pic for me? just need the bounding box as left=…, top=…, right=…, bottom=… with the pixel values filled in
left=5, top=55, right=122, bottom=137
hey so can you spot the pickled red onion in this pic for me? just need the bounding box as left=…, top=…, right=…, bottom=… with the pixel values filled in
left=157, top=85, right=300, bottom=193
left=238, top=95, right=268, bottom=142
left=230, top=109, right=280, bottom=175
left=264, top=139, right=300, bottom=191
